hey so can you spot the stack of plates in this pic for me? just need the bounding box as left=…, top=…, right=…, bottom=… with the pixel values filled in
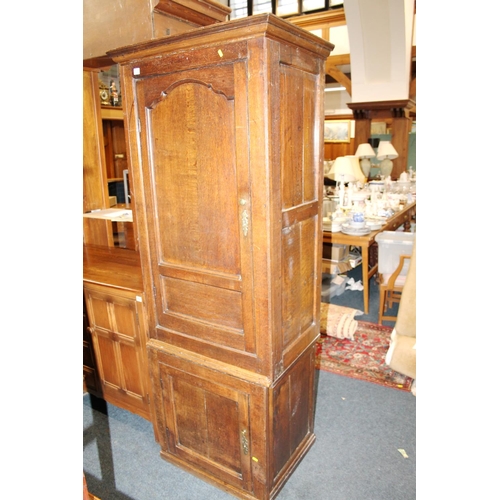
left=331, top=217, right=347, bottom=232
left=341, top=223, right=371, bottom=236
left=366, top=220, right=383, bottom=230
left=330, top=221, right=342, bottom=232
left=323, top=216, right=345, bottom=233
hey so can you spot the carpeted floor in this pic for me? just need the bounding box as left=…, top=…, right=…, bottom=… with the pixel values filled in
left=82, top=262, right=415, bottom=499
left=316, top=320, right=413, bottom=391
left=83, top=368, right=416, bottom=500
left=323, top=263, right=399, bottom=326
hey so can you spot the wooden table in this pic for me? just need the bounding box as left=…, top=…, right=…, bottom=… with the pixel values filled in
left=323, top=201, right=416, bottom=314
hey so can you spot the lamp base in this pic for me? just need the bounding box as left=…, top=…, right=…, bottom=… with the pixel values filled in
left=360, top=158, right=371, bottom=178
left=379, top=158, right=393, bottom=178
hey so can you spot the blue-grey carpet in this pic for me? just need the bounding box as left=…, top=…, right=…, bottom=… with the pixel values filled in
left=324, top=262, right=399, bottom=327
left=83, top=370, right=416, bottom=500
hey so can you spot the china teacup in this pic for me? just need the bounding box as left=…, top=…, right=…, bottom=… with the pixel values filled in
left=350, top=211, right=365, bottom=228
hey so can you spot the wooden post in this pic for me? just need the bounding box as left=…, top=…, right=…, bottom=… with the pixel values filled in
left=352, top=116, right=371, bottom=150
left=391, top=115, right=412, bottom=180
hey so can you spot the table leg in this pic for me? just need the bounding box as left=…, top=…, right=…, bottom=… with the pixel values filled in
left=361, top=245, right=370, bottom=314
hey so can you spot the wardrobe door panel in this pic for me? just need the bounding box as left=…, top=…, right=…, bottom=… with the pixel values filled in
left=135, top=62, right=258, bottom=366
left=151, top=350, right=266, bottom=495
left=279, top=62, right=322, bottom=363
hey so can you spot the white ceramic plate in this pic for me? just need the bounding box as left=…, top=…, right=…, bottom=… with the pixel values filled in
left=366, top=221, right=382, bottom=230
left=324, top=224, right=342, bottom=233
left=341, top=224, right=372, bottom=236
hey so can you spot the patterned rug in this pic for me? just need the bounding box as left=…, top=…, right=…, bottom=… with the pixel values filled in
left=315, top=320, right=413, bottom=391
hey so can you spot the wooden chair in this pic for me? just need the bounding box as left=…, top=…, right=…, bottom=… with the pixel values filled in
left=378, top=254, right=412, bottom=324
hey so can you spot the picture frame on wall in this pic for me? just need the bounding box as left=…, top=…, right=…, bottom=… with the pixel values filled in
left=324, top=120, right=350, bottom=143
left=370, top=121, right=387, bottom=135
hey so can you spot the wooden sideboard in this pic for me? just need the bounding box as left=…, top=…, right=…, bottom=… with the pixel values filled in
left=83, top=245, right=153, bottom=426
left=83, top=295, right=102, bottom=398
left=108, top=13, right=333, bottom=499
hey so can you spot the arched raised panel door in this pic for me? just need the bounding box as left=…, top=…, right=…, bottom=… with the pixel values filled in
left=134, top=63, right=258, bottom=369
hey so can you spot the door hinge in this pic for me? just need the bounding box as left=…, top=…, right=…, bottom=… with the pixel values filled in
left=239, top=199, right=249, bottom=237
left=241, top=429, right=249, bottom=455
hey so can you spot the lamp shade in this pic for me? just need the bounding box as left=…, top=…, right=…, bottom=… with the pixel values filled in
left=355, top=143, right=375, bottom=159
left=326, top=156, right=359, bottom=182
left=345, top=155, right=366, bottom=183
left=376, top=141, right=398, bottom=160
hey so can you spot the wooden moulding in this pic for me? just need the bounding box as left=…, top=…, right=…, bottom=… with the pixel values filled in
left=100, top=107, right=124, bottom=120
left=108, top=13, right=334, bottom=63
left=347, top=99, right=416, bottom=120
left=147, top=338, right=270, bottom=386
left=154, top=0, right=231, bottom=25
left=83, top=56, right=116, bottom=70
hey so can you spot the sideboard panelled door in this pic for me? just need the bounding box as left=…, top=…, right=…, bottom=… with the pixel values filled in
left=134, top=59, right=259, bottom=370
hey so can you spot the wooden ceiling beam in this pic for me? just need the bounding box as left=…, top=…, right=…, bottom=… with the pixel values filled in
left=326, top=54, right=350, bottom=66
left=290, top=9, right=416, bottom=106
left=325, top=63, right=352, bottom=96
left=287, top=8, right=346, bottom=29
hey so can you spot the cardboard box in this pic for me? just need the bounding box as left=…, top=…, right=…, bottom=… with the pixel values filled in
left=323, top=243, right=349, bottom=262
left=322, top=259, right=339, bottom=275
left=322, top=257, right=356, bottom=275
left=349, top=254, right=362, bottom=268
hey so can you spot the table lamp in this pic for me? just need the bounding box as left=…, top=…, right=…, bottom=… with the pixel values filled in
left=355, top=143, right=376, bottom=178
left=326, top=156, right=358, bottom=207
left=345, top=155, right=367, bottom=184
left=376, top=141, right=398, bottom=178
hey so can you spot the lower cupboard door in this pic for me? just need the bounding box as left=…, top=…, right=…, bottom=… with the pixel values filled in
left=156, top=356, right=264, bottom=494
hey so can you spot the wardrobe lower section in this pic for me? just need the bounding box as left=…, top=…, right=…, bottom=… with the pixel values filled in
left=148, top=339, right=318, bottom=500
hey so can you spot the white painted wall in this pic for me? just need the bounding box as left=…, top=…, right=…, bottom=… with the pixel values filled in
left=324, top=91, right=352, bottom=116
left=344, top=0, right=415, bottom=102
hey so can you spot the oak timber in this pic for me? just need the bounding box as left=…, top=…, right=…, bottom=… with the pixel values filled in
left=109, top=13, right=333, bottom=499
